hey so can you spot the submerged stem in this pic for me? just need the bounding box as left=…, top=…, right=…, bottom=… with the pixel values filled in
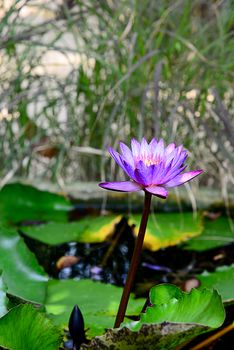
left=114, top=191, right=152, bottom=328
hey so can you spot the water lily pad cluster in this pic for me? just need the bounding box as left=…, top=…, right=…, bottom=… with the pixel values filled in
left=0, top=183, right=232, bottom=349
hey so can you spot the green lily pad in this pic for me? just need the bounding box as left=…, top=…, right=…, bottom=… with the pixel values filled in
left=0, top=272, right=8, bottom=317
left=82, top=284, right=224, bottom=350
left=197, top=264, right=234, bottom=303
left=0, top=226, right=48, bottom=303
left=0, top=183, right=72, bottom=224
left=127, top=284, right=225, bottom=331
left=22, top=215, right=121, bottom=245
left=130, top=213, right=203, bottom=251
left=0, top=304, right=62, bottom=350
left=184, top=217, right=234, bottom=251
left=45, top=279, right=145, bottom=338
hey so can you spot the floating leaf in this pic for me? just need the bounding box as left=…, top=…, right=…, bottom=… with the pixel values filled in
left=22, top=215, right=121, bottom=245
left=0, top=304, right=62, bottom=350
left=197, top=264, right=234, bottom=303
left=127, top=284, right=225, bottom=331
left=130, top=213, right=203, bottom=251
left=0, top=226, right=48, bottom=303
left=81, top=323, right=207, bottom=350
left=0, top=183, right=72, bottom=224
left=45, top=279, right=145, bottom=338
left=184, top=217, right=234, bottom=251
left=82, top=284, right=224, bottom=350
left=0, top=272, right=8, bottom=317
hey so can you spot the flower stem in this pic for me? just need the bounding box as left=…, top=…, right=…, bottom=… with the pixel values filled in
left=114, top=191, right=152, bottom=328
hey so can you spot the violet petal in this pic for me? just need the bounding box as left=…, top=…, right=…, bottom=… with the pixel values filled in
left=131, top=138, right=141, bottom=159
left=165, top=149, right=177, bottom=167
left=99, top=181, right=142, bottom=192
left=121, top=159, right=137, bottom=181
left=149, top=137, right=158, bottom=153
left=108, top=147, right=124, bottom=168
left=145, top=185, right=168, bottom=198
left=153, top=138, right=164, bottom=159
left=119, top=142, right=134, bottom=167
left=161, top=165, right=187, bottom=184
left=172, top=145, right=184, bottom=167
left=109, top=147, right=134, bottom=179
left=140, top=137, right=149, bottom=159
left=165, top=170, right=203, bottom=187
left=151, top=162, right=165, bottom=184
left=134, top=160, right=152, bottom=186
left=165, top=142, right=176, bottom=156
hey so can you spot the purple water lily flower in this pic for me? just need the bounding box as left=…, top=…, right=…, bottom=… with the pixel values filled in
left=99, top=138, right=203, bottom=198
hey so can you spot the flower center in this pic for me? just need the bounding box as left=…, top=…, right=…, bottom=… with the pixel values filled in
left=142, top=157, right=160, bottom=166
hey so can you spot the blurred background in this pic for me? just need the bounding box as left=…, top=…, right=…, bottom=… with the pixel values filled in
left=0, top=0, right=233, bottom=203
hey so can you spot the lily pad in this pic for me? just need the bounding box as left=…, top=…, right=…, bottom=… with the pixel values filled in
left=197, top=264, right=234, bottom=303
left=45, top=279, right=145, bottom=338
left=127, top=284, right=225, bottom=331
left=82, top=284, right=224, bottom=350
left=0, top=304, right=62, bottom=350
left=0, top=183, right=72, bottom=224
left=22, top=215, right=121, bottom=245
left=130, top=213, right=203, bottom=251
left=184, top=217, right=234, bottom=251
left=0, top=226, right=48, bottom=303
left=81, top=323, right=207, bottom=350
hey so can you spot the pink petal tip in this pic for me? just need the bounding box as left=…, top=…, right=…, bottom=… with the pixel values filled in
left=145, top=186, right=168, bottom=198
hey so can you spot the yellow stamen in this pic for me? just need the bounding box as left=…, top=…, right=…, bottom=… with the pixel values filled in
left=143, top=158, right=160, bottom=166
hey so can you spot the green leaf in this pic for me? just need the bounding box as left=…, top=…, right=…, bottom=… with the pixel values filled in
left=82, top=284, right=224, bottom=350
left=127, top=284, right=225, bottom=331
left=130, top=213, right=203, bottom=251
left=0, top=226, right=48, bottom=304
left=184, top=217, right=234, bottom=251
left=0, top=183, right=72, bottom=224
left=0, top=304, right=62, bottom=350
left=0, top=272, right=8, bottom=317
left=197, top=264, right=234, bottom=303
left=22, top=215, right=121, bottom=245
left=45, top=279, right=145, bottom=338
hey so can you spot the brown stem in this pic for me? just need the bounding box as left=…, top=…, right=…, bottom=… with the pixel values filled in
left=114, top=191, right=152, bottom=328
